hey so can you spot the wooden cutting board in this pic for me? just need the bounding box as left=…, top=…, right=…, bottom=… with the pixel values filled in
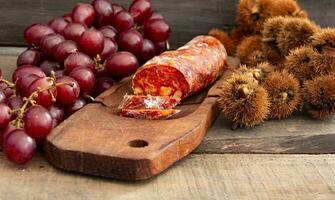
left=44, top=57, right=239, bottom=181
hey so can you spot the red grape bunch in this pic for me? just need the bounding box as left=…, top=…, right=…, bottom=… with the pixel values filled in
left=1, top=0, right=171, bottom=165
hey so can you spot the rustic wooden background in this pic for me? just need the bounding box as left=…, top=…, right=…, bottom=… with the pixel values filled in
left=0, top=0, right=334, bottom=47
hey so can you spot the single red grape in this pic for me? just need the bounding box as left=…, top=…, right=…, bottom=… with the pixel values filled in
left=23, top=106, right=53, bottom=140
left=7, top=96, right=23, bottom=120
left=71, top=3, right=95, bottom=26
left=93, top=77, right=114, bottom=96
left=28, top=77, right=57, bottom=108
left=111, top=3, right=125, bottom=15
left=56, top=76, right=80, bottom=105
left=55, top=69, right=65, bottom=78
left=3, top=129, right=36, bottom=164
left=92, top=0, right=114, bottom=27
left=154, top=40, right=168, bottom=55
left=63, top=23, right=87, bottom=42
left=0, top=82, right=6, bottom=90
left=24, top=24, right=55, bottom=47
left=40, top=33, right=65, bottom=58
left=16, top=74, right=40, bottom=97
left=12, top=65, right=45, bottom=82
left=79, top=28, right=104, bottom=57
left=129, top=0, right=153, bottom=23
left=143, top=19, right=170, bottom=42
left=64, top=97, right=87, bottom=116
left=17, top=49, right=44, bottom=67
left=105, top=51, right=139, bottom=79
left=100, top=37, right=118, bottom=61
left=1, top=124, right=16, bottom=146
left=48, top=17, right=69, bottom=34
left=39, top=60, right=62, bottom=76
left=49, top=104, right=65, bottom=128
left=0, top=103, right=11, bottom=129
left=136, top=38, right=155, bottom=63
left=99, top=25, right=118, bottom=40
left=3, top=88, right=14, bottom=98
left=69, top=67, right=95, bottom=94
left=54, top=40, right=79, bottom=63
left=146, top=12, right=164, bottom=21
left=118, top=29, right=143, bottom=54
left=113, top=11, right=134, bottom=32
left=0, top=91, right=6, bottom=103
left=0, top=83, right=13, bottom=98
left=64, top=52, right=95, bottom=73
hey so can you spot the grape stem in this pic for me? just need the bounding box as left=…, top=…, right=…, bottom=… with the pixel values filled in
left=11, top=92, right=38, bottom=128
left=0, top=78, right=17, bottom=96
left=0, top=78, right=15, bottom=88
left=83, top=93, right=95, bottom=102
left=94, top=54, right=105, bottom=71
left=134, top=24, right=144, bottom=34
left=10, top=76, right=74, bottom=128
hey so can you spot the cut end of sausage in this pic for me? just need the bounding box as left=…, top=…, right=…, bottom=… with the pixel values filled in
left=132, top=65, right=190, bottom=99
left=118, top=94, right=180, bottom=110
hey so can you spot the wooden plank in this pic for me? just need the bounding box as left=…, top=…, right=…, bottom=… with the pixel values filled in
left=0, top=54, right=19, bottom=80
left=1, top=153, right=335, bottom=199
left=0, top=0, right=334, bottom=47
left=196, top=113, right=335, bottom=154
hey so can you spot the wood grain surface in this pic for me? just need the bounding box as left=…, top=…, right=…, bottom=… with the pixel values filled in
left=196, top=112, right=335, bottom=154
left=1, top=153, right=335, bottom=200
left=0, top=0, right=334, bottom=47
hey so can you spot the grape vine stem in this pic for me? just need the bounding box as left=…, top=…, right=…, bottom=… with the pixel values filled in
left=10, top=75, right=74, bottom=128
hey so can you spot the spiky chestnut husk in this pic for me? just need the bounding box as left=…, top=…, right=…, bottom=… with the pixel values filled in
left=208, top=28, right=234, bottom=56
left=303, top=74, right=335, bottom=119
left=283, top=46, right=319, bottom=83
left=238, top=62, right=275, bottom=83
left=218, top=74, right=269, bottom=129
left=310, top=28, right=335, bottom=74
left=262, top=16, right=285, bottom=37
left=243, top=50, right=268, bottom=67
left=311, top=28, right=335, bottom=54
left=262, top=70, right=301, bottom=119
left=236, top=0, right=275, bottom=34
left=261, top=43, right=284, bottom=65
left=272, top=0, right=307, bottom=18
left=311, top=53, right=335, bottom=76
left=236, top=0, right=306, bottom=35
left=277, top=17, right=320, bottom=56
left=230, top=26, right=252, bottom=47
left=262, top=16, right=286, bottom=64
left=235, top=36, right=280, bottom=66
left=236, top=35, right=263, bottom=64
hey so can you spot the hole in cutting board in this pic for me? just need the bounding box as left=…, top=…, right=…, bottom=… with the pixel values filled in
left=128, top=139, right=149, bottom=148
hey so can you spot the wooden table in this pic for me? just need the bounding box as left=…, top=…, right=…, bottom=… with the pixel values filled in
left=1, top=48, right=335, bottom=200
left=1, top=0, right=335, bottom=199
